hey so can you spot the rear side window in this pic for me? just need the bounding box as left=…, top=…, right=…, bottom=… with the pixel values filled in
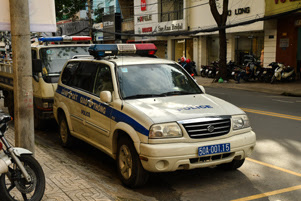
left=61, top=62, right=79, bottom=85
left=67, top=62, right=98, bottom=93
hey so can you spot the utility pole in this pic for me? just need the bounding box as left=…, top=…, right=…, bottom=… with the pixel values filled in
left=87, top=0, right=93, bottom=38
left=9, top=0, right=35, bottom=153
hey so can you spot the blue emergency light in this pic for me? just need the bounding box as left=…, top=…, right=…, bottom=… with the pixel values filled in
left=38, top=36, right=91, bottom=43
left=88, top=43, right=157, bottom=59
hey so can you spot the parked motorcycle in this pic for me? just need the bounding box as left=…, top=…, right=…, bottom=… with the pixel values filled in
left=259, top=62, right=279, bottom=83
left=271, top=63, right=296, bottom=84
left=200, top=65, right=209, bottom=77
left=0, top=114, right=45, bottom=201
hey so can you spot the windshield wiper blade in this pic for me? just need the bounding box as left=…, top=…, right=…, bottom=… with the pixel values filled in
left=124, top=94, right=164, bottom=100
left=159, top=91, right=195, bottom=96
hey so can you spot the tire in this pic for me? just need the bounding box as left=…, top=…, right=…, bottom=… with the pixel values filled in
left=219, top=159, right=245, bottom=170
left=201, top=70, right=206, bottom=77
left=0, top=155, right=45, bottom=201
left=116, top=136, right=149, bottom=188
left=59, top=115, right=75, bottom=148
left=270, top=75, right=276, bottom=84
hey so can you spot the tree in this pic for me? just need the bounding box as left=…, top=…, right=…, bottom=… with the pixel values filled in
left=209, top=0, right=229, bottom=81
left=55, top=0, right=87, bottom=21
left=94, top=7, right=104, bottom=23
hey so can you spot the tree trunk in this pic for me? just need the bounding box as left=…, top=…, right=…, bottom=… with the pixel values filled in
left=218, top=28, right=227, bottom=81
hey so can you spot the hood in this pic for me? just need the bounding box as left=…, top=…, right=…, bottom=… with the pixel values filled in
left=125, top=94, right=244, bottom=123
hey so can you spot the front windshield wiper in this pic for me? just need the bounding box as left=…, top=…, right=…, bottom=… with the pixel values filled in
left=159, top=91, right=197, bottom=96
left=124, top=94, right=165, bottom=100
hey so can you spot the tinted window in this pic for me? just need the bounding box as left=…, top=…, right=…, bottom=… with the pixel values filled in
left=93, top=64, right=113, bottom=96
left=61, top=62, right=79, bottom=85
left=68, top=62, right=98, bottom=93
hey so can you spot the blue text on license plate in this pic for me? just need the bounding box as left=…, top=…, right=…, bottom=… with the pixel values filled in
left=198, top=143, right=230, bottom=156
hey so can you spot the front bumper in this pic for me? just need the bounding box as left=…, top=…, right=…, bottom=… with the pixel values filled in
left=139, top=131, right=256, bottom=172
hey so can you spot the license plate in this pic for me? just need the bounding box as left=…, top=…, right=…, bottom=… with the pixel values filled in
left=206, top=69, right=209, bottom=72
left=232, top=72, right=235, bottom=75
left=198, top=143, right=230, bottom=156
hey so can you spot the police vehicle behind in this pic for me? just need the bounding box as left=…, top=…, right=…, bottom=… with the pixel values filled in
left=53, top=44, right=256, bottom=188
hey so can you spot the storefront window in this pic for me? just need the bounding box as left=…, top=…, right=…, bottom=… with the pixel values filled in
left=174, top=39, right=193, bottom=62
left=207, top=36, right=219, bottom=64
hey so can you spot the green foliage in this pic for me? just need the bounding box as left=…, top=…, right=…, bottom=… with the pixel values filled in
left=94, top=7, right=103, bottom=23
left=55, top=0, right=87, bottom=21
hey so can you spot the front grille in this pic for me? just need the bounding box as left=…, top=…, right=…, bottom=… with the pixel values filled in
left=181, top=118, right=231, bottom=139
left=190, top=153, right=232, bottom=164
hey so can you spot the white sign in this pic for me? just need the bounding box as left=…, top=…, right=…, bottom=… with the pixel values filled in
left=0, top=0, right=56, bottom=32
left=190, top=0, right=264, bottom=35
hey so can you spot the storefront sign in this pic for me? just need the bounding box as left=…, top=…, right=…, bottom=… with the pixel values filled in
left=137, top=15, right=152, bottom=22
left=103, top=14, right=121, bottom=41
left=228, top=7, right=250, bottom=16
left=274, top=0, right=296, bottom=4
left=142, top=27, right=152, bottom=33
left=141, top=0, right=146, bottom=11
left=280, top=38, right=289, bottom=48
left=266, top=0, right=299, bottom=16
left=157, top=23, right=183, bottom=32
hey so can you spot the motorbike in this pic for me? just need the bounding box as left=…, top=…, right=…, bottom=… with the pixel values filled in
left=259, top=62, right=279, bottom=83
left=0, top=114, right=45, bottom=201
left=241, top=61, right=262, bottom=82
left=200, top=65, right=209, bottom=77
left=190, top=61, right=198, bottom=76
left=271, top=63, right=296, bottom=84
left=207, top=61, right=219, bottom=78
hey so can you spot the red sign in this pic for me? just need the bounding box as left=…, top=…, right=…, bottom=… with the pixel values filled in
left=142, top=27, right=152, bottom=33
left=141, top=0, right=146, bottom=11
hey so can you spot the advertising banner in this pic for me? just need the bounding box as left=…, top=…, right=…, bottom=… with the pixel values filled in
left=0, top=0, right=56, bottom=32
left=103, top=14, right=121, bottom=41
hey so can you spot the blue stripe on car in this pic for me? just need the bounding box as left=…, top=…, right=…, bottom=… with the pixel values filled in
left=56, top=85, right=149, bottom=136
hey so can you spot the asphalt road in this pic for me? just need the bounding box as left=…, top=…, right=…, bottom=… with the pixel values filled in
left=35, top=88, right=301, bottom=201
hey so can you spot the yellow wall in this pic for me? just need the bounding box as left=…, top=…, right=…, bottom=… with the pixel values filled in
left=266, top=0, right=301, bottom=16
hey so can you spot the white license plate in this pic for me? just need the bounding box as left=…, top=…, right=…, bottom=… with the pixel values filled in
left=198, top=143, right=230, bottom=156
left=232, top=72, right=235, bottom=75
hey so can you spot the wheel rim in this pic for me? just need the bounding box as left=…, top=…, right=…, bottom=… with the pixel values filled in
left=119, top=145, right=133, bottom=180
left=60, top=120, right=68, bottom=144
left=3, top=162, right=37, bottom=200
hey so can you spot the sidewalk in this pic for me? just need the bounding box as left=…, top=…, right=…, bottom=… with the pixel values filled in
left=195, top=76, right=301, bottom=97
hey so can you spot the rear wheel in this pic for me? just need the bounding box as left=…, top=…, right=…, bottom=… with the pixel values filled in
left=201, top=70, right=206, bottom=77
left=116, top=136, right=149, bottom=188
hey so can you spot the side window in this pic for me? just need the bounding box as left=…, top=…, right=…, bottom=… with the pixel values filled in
left=93, top=64, right=113, bottom=96
left=69, top=62, right=98, bottom=93
left=61, top=62, right=79, bottom=85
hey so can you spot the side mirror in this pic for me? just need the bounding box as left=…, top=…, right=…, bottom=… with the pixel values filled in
left=199, top=85, right=206, bottom=94
left=32, top=59, right=42, bottom=73
left=100, top=91, right=112, bottom=103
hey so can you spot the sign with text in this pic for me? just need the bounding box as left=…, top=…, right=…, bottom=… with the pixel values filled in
left=141, top=0, right=146, bottom=11
left=0, top=0, right=56, bottom=32
left=103, top=14, right=121, bottom=41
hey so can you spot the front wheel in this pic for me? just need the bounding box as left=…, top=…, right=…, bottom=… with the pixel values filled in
left=0, top=155, right=45, bottom=201
left=219, top=159, right=245, bottom=170
left=116, top=136, right=149, bottom=188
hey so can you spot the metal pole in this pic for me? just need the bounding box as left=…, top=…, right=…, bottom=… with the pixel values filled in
left=88, top=0, right=93, bottom=38
left=9, top=0, right=35, bottom=154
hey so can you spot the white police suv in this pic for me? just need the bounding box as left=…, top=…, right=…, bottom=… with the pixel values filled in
left=53, top=44, right=256, bottom=188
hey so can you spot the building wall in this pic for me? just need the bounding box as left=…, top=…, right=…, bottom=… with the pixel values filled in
left=276, top=14, right=301, bottom=69
left=263, top=20, right=277, bottom=67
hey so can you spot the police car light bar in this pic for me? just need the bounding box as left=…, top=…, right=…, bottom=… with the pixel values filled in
left=88, top=43, right=157, bottom=59
left=38, top=36, right=92, bottom=42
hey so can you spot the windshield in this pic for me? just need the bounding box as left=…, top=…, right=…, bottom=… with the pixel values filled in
left=117, top=64, right=202, bottom=99
left=40, top=46, right=89, bottom=75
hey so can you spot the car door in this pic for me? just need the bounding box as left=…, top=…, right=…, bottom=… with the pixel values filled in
left=84, top=62, right=113, bottom=148
left=65, top=61, right=98, bottom=137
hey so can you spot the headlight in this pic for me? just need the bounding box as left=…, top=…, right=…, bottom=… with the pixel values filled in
left=149, top=123, right=182, bottom=139
left=232, top=115, right=250, bottom=130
